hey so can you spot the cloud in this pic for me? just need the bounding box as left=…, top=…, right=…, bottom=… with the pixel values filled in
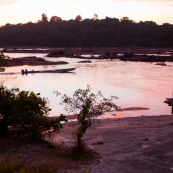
left=127, top=0, right=173, bottom=6
left=50, top=0, right=173, bottom=2
left=112, top=0, right=173, bottom=6
left=121, top=0, right=169, bottom=1
left=50, top=0, right=173, bottom=5
left=0, top=0, right=20, bottom=5
left=125, top=0, right=173, bottom=3
left=122, top=0, right=173, bottom=5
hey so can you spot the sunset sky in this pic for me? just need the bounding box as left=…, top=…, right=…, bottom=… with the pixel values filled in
left=0, top=0, right=173, bottom=26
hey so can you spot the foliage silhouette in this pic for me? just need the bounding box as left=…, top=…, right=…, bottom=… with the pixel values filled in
left=0, top=16, right=173, bottom=47
left=0, top=85, right=66, bottom=139
left=57, top=85, right=118, bottom=151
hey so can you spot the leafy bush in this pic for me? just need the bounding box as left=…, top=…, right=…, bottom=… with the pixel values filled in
left=0, top=85, right=66, bottom=139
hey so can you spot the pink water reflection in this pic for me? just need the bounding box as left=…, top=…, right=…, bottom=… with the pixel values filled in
left=1, top=58, right=173, bottom=118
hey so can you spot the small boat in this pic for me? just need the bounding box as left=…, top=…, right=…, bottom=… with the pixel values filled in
left=21, top=67, right=76, bottom=75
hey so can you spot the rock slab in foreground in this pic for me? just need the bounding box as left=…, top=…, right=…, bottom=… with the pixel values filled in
left=84, top=115, right=173, bottom=173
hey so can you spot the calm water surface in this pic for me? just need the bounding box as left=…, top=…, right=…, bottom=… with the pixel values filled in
left=1, top=53, right=173, bottom=118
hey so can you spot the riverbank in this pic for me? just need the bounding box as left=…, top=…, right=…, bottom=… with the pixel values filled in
left=59, top=114, right=173, bottom=173
left=1, top=115, right=172, bottom=173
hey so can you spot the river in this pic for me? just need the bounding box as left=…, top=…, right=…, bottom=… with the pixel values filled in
left=1, top=52, right=173, bottom=118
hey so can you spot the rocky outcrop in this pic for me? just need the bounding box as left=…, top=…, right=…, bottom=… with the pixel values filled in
left=1, top=56, right=68, bottom=67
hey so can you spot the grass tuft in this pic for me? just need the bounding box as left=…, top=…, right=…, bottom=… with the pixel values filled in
left=0, top=159, right=56, bottom=173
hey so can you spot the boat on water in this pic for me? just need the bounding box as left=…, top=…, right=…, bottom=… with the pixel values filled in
left=21, top=67, right=76, bottom=75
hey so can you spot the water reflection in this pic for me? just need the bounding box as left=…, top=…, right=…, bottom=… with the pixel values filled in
left=1, top=54, right=173, bottom=118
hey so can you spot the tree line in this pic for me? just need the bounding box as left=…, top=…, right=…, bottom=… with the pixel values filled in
left=0, top=14, right=173, bottom=47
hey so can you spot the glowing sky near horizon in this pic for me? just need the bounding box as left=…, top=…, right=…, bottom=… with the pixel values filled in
left=0, top=0, right=173, bottom=26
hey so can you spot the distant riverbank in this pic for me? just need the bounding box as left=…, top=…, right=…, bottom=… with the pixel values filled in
left=2, top=47, right=173, bottom=63
left=1, top=46, right=173, bottom=54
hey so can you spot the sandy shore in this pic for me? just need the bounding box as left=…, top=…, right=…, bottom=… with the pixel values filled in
left=53, top=115, right=173, bottom=173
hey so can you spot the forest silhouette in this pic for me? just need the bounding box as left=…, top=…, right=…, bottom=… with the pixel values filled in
left=0, top=14, right=173, bottom=47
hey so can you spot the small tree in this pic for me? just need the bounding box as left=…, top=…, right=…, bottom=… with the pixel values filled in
left=57, top=86, right=119, bottom=150
left=75, top=15, right=82, bottom=21
left=41, top=13, right=49, bottom=23
left=50, top=16, right=62, bottom=22
left=93, top=14, right=98, bottom=20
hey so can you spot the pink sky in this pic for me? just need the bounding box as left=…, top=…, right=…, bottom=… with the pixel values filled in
left=0, top=0, right=172, bottom=26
